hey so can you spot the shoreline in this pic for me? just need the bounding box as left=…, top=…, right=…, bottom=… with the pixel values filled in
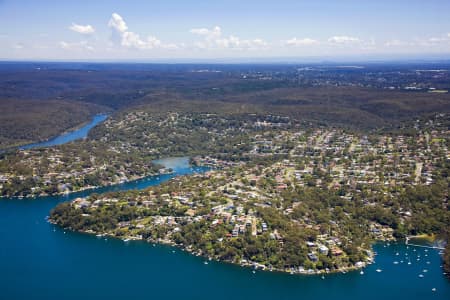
left=0, top=170, right=161, bottom=200
left=406, top=234, right=436, bottom=243
left=53, top=223, right=377, bottom=277
left=16, top=113, right=108, bottom=151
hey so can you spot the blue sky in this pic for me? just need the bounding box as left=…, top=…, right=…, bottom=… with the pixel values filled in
left=1, top=0, right=450, bottom=61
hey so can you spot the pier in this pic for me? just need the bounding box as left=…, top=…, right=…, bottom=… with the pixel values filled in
left=405, top=236, right=445, bottom=250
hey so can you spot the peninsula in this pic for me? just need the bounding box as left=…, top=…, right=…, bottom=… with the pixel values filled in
left=49, top=111, right=449, bottom=275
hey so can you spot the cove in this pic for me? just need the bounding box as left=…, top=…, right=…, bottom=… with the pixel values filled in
left=19, top=114, right=108, bottom=150
left=0, top=157, right=449, bottom=300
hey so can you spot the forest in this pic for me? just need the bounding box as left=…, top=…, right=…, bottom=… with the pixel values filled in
left=1, top=61, right=449, bottom=277
left=1, top=61, right=450, bottom=151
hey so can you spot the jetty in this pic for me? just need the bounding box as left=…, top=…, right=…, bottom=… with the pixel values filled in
left=405, top=237, right=445, bottom=250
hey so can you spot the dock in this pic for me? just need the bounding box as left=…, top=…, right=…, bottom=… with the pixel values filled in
left=405, top=236, right=445, bottom=250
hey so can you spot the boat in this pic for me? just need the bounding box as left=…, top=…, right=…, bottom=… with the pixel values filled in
left=321, top=275, right=325, bottom=280
left=376, top=269, right=382, bottom=273
left=432, top=288, right=436, bottom=292
left=204, top=261, right=208, bottom=265
left=360, top=270, right=364, bottom=275
left=393, top=261, right=399, bottom=265
left=123, top=238, right=130, bottom=242
left=418, top=274, right=424, bottom=278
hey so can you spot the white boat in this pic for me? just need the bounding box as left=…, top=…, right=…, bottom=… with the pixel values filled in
left=418, top=274, right=424, bottom=278
left=432, top=288, right=436, bottom=292
left=360, top=270, right=364, bottom=275
left=204, top=261, right=208, bottom=265
left=376, top=269, right=382, bottom=273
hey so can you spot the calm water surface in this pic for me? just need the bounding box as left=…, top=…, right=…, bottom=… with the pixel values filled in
left=1, top=158, right=449, bottom=300
left=19, top=114, right=108, bottom=150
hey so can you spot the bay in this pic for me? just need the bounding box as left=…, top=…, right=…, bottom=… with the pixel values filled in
left=0, top=157, right=449, bottom=300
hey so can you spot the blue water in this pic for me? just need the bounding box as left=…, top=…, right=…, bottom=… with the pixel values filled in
left=19, top=114, right=108, bottom=150
left=0, top=157, right=449, bottom=300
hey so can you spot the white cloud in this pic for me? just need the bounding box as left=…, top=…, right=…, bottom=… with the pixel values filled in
left=190, top=26, right=267, bottom=50
left=426, top=37, right=447, bottom=45
left=285, top=37, right=319, bottom=46
left=190, top=26, right=222, bottom=40
left=384, top=36, right=450, bottom=48
left=360, top=38, right=376, bottom=50
left=328, top=36, right=360, bottom=44
left=12, top=43, right=24, bottom=49
left=384, top=39, right=410, bottom=47
left=108, top=13, right=176, bottom=50
left=59, top=41, right=94, bottom=51
left=108, top=13, right=128, bottom=33
left=69, top=23, right=95, bottom=34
